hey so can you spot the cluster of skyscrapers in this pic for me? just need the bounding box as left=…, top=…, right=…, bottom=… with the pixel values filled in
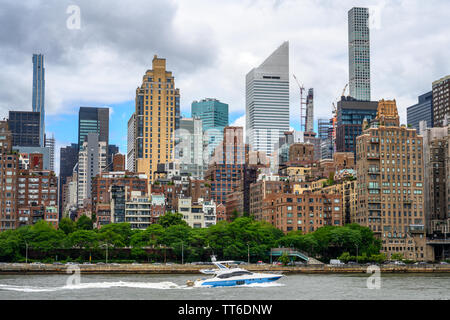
left=0, top=7, right=449, bottom=262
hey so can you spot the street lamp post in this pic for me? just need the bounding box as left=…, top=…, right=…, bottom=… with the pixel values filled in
left=25, top=242, right=28, bottom=264
left=105, top=244, right=108, bottom=264
left=181, top=241, right=184, bottom=265
left=356, top=244, right=359, bottom=264
left=247, top=243, right=250, bottom=265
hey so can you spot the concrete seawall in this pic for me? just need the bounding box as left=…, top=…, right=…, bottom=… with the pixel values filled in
left=1, top=264, right=449, bottom=275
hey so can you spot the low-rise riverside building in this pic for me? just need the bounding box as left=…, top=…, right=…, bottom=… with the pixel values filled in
left=178, top=197, right=217, bottom=228
left=261, top=193, right=343, bottom=233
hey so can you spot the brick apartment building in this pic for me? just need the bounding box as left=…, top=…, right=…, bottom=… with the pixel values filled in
left=261, top=192, right=343, bottom=233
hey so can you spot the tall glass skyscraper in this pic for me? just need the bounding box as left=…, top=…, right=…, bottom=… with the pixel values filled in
left=78, top=107, right=109, bottom=150
left=32, top=54, right=45, bottom=147
left=246, top=41, right=290, bottom=156
left=348, top=7, right=371, bottom=101
left=192, top=98, right=229, bottom=158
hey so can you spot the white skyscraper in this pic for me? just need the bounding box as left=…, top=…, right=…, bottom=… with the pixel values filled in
left=348, top=7, right=371, bottom=101
left=246, top=41, right=290, bottom=156
left=77, top=133, right=107, bottom=207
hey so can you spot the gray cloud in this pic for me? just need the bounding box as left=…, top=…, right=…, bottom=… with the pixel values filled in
left=0, top=0, right=217, bottom=116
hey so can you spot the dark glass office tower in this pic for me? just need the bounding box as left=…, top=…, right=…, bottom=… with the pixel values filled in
left=8, top=111, right=41, bottom=147
left=32, top=54, right=45, bottom=147
left=336, top=96, right=378, bottom=154
left=78, top=107, right=109, bottom=150
left=407, top=91, right=433, bottom=131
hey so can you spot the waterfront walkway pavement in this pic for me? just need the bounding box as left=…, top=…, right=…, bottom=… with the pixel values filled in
left=0, top=263, right=449, bottom=275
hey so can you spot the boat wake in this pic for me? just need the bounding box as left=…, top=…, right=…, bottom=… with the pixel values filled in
left=0, top=280, right=285, bottom=293
left=0, top=281, right=185, bottom=292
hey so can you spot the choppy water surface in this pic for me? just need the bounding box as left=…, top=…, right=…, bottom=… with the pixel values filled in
left=0, top=273, right=449, bottom=300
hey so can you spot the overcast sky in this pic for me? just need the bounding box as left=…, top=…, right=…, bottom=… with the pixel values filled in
left=0, top=0, right=449, bottom=174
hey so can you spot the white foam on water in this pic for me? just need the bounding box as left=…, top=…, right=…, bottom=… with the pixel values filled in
left=0, top=280, right=284, bottom=293
left=0, top=284, right=58, bottom=293
left=0, top=281, right=185, bottom=292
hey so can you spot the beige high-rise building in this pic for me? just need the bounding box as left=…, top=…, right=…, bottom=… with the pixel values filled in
left=356, top=99, right=430, bottom=261
left=134, top=56, right=180, bottom=184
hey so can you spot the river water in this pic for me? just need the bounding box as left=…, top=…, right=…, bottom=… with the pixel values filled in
left=0, top=273, right=449, bottom=300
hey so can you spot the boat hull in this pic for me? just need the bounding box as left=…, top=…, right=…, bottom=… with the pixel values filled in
left=198, top=275, right=282, bottom=287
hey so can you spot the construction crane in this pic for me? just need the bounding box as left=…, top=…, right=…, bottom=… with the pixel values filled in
left=293, top=74, right=306, bottom=132
left=341, top=83, right=348, bottom=98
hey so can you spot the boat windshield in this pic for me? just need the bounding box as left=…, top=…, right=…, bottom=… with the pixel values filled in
left=216, top=271, right=253, bottom=279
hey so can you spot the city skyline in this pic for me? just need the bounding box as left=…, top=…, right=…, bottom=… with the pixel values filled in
left=0, top=0, right=449, bottom=175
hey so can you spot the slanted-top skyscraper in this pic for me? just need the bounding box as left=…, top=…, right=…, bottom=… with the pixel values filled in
left=348, top=7, right=371, bottom=101
left=32, top=54, right=45, bottom=147
left=246, top=41, right=290, bottom=156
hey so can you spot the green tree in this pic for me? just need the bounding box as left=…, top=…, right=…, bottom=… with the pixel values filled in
left=391, top=253, right=404, bottom=261
left=59, top=218, right=76, bottom=234
left=25, top=220, right=65, bottom=252
left=67, top=230, right=99, bottom=249
left=157, top=212, right=188, bottom=228
left=338, top=252, right=352, bottom=263
left=0, top=230, right=22, bottom=262
left=278, top=252, right=290, bottom=266
left=76, top=215, right=94, bottom=231
left=97, top=223, right=132, bottom=247
left=160, top=224, right=191, bottom=247
left=230, top=210, right=239, bottom=221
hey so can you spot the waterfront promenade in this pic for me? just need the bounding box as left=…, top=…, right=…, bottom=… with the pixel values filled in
left=1, top=263, right=449, bottom=275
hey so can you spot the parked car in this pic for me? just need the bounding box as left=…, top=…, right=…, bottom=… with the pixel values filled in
left=31, top=262, right=43, bottom=265
left=414, top=262, right=427, bottom=265
left=83, top=262, right=93, bottom=265
left=52, top=262, right=63, bottom=265
left=440, top=261, right=449, bottom=265
left=257, top=261, right=266, bottom=265
left=65, top=262, right=78, bottom=265
left=329, top=259, right=345, bottom=265
left=347, top=261, right=358, bottom=265
left=393, top=261, right=406, bottom=265
left=96, top=262, right=105, bottom=265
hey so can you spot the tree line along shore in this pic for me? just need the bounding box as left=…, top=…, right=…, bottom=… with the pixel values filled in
left=1, top=213, right=446, bottom=265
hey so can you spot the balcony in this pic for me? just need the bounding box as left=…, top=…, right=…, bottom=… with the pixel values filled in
left=367, top=153, right=380, bottom=160
left=408, top=224, right=424, bottom=234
